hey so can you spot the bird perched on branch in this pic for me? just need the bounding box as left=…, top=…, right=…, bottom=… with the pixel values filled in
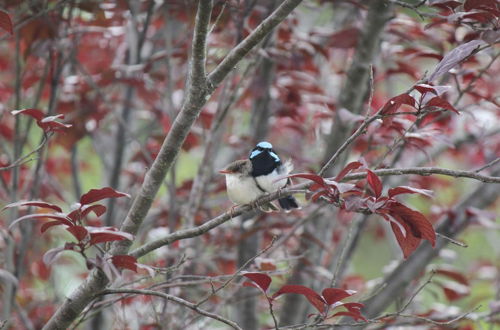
left=219, top=141, right=300, bottom=212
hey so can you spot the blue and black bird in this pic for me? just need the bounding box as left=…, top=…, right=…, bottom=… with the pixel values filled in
left=219, top=141, right=300, bottom=212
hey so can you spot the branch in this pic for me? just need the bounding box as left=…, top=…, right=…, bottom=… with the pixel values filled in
left=389, top=0, right=430, bottom=20
left=99, top=289, right=242, bottom=330
left=0, top=133, right=49, bottom=172
left=207, top=0, right=304, bottom=89
left=132, top=165, right=499, bottom=258
left=319, top=114, right=380, bottom=176
left=130, top=202, right=259, bottom=258
left=343, top=167, right=500, bottom=184
left=189, top=0, right=211, bottom=89
left=474, top=157, right=500, bottom=173
left=195, top=237, right=276, bottom=307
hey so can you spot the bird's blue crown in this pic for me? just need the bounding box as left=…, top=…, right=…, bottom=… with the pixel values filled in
left=249, top=141, right=280, bottom=163
left=256, top=141, right=273, bottom=149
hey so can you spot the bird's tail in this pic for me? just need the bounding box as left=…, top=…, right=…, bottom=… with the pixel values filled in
left=278, top=195, right=300, bottom=211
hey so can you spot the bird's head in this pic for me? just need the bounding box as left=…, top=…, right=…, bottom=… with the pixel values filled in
left=218, top=160, right=251, bottom=175
left=249, top=141, right=280, bottom=163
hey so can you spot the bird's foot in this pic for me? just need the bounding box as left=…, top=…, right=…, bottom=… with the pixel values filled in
left=229, top=205, right=238, bottom=218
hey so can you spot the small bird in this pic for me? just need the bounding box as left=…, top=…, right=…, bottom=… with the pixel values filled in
left=219, top=141, right=300, bottom=212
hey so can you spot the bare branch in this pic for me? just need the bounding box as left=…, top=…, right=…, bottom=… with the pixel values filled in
left=474, top=157, right=500, bottom=173
left=395, top=305, right=481, bottom=326
left=319, top=114, right=380, bottom=176
left=0, top=133, right=49, bottom=172
left=195, top=237, right=276, bottom=307
left=343, top=167, right=500, bottom=184
left=100, top=289, right=242, bottom=330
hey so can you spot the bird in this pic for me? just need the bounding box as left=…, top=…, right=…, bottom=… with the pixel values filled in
left=219, top=141, right=300, bottom=212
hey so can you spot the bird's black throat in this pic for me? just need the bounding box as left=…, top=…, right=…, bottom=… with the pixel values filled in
left=250, top=151, right=280, bottom=177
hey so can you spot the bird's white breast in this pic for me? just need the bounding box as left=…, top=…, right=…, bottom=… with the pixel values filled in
left=255, top=160, right=292, bottom=193
left=225, top=174, right=263, bottom=205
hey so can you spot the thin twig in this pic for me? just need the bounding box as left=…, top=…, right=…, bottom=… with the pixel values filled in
left=397, top=305, right=481, bottom=326
left=268, top=298, right=279, bottom=330
left=195, top=237, right=276, bottom=307
left=343, top=167, right=500, bottom=184
left=436, top=232, right=468, bottom=247
left=319, top=114, right=381, bottom=176
left=330, top=219, right=357, bottom=287
left=208, top=0, right=228, bottom=35
left=389, top=0, right=429, bottom=20
left=0, top=134, right=49, bottom=171
left=474, top=157, right=500, bottom=173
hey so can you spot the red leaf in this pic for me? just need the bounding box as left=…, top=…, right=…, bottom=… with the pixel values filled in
left=330, top=311, right=367, bottom=322
left=86, top=227, right=134, bottom=245
left=243, top=273, right=272, bottom=292
left=342, top=302, right=365, bottom=313
left=464, top=0, right=498, bottom=11
left=311, top=190, right=330, bottom=202
left=435, top=268, right=469, bottom=286
left=335, top=161, right=363, bottom=181
left=429, top=0, right=462, bottom=10
left=81, top=204, right=107, bottom=218
left=111, top=255, right=138, bottom=272
left=380, top=93, right=416, bottom=115
left=9, top=213, right=73, bottom=230
left=41, top=220, right=65, bottom=233
left=0, top=9, right=13, bottom=35
left=38, top=115, right=73, bottom=131
left=272, top=285, right=326, bottom=313
left=442, top=282, right=470, bottom=301
left=389, top=221, right=420, bottom=258
left=66, top=226, right=88, bottom=241
left=395, top=205, right=436, bottom=246
left=288, top=173, right=328, bottom=189
left=80, top=187, right=130, bottom=205
left=11, top=109, right=45, bottom=122
left=388, top=186, right=434, bottom=199
left=426, top=96, right=459, bottom=114
left=414, top=84, right=437, bottom=95
left=366, top=170, right=382, bottom=198
left=329, top=27, right=359, bottom=49
left=2, top=200, right=63, bottom=213
left=89, top=233, right=128, bottom=244
left=321, top=288, right=354, bottom=305
left=428, top=40, right=484, bottom=82
left=387, top=202, right=436, bottom=257
left=11, top=110, right=72, bottom=132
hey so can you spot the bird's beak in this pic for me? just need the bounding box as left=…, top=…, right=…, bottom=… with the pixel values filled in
left=219, top=169, right=233, bottom=174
